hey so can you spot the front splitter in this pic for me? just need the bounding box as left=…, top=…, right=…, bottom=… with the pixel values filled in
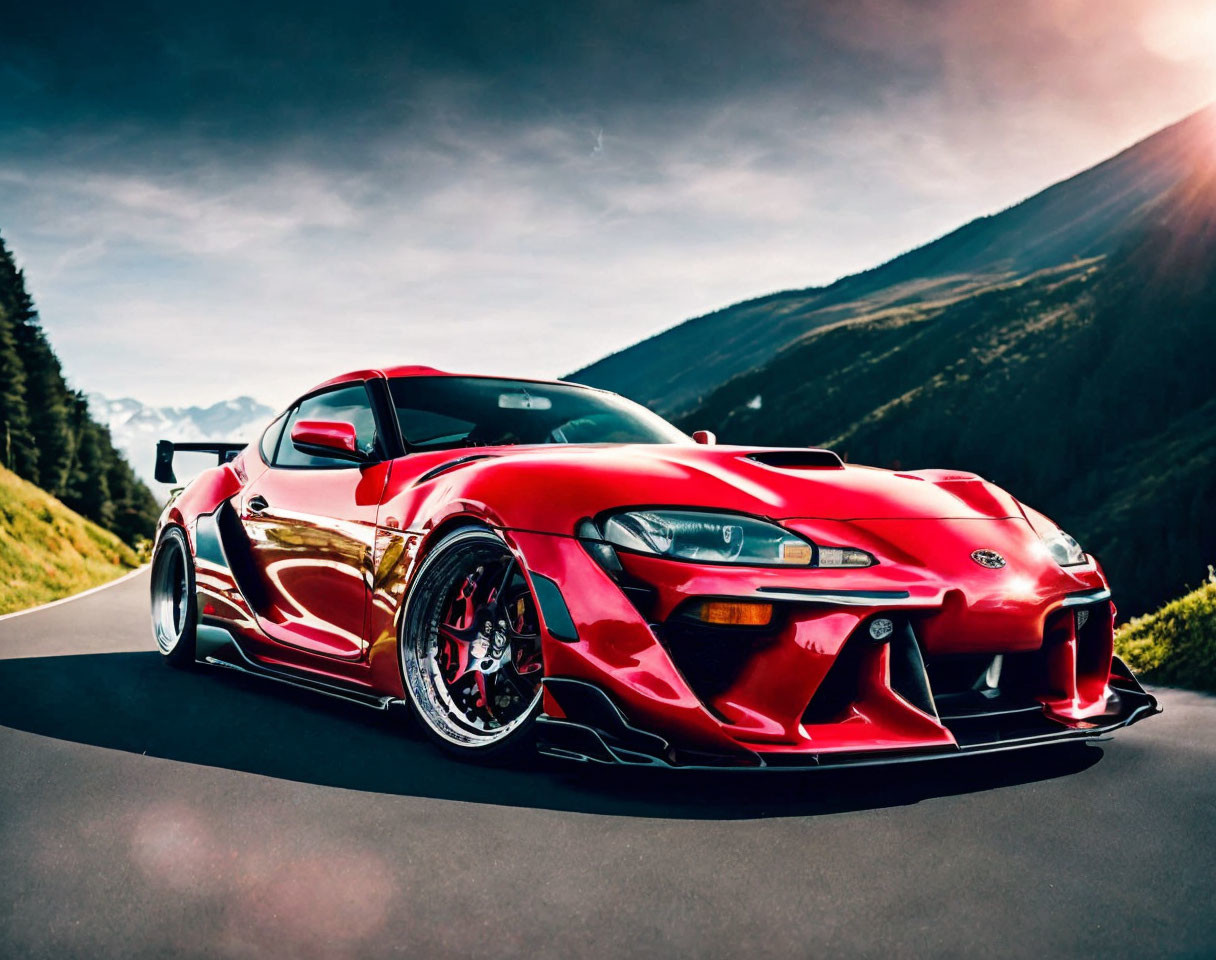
left=536, top=664, right=1160, bottom=771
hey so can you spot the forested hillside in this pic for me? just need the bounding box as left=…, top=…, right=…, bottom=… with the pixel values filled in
left=0, top=233, right=157, bottom=546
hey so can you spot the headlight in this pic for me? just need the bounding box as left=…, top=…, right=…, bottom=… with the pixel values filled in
left=817, top=546, right=876, bottom=568
left=592, top=510, right=873, bottom=567
left=1041, top=527, right=1087, bottom=566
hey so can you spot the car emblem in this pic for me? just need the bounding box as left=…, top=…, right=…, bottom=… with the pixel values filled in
left=971, top=549, right=1006, bottom=569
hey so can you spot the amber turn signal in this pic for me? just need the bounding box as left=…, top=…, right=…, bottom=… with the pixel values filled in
left=780, top=542, right=812, bottom=564
left=695, top=600, right=774, bottom=626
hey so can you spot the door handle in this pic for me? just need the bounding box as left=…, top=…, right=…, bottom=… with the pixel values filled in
left=247, top=495, right=269, bottom=515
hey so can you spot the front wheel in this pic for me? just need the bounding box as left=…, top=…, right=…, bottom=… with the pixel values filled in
left=399, top=528, right=545, bottom=761
left=150, top=526, right=198, bottom=668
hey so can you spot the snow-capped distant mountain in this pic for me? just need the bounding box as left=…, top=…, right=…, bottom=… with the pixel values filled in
left=89, top=393, right=276, bottom=497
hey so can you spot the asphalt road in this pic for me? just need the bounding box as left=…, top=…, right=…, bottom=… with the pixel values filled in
left=1, top=570, right=1213, bottom=960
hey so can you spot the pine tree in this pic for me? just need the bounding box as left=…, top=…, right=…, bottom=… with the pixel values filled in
left=0, top=239, right=76, bottom=489
left=8, top=291, right=73, bottom=493
left=0, top=302, right=33, bottom=476
left=0, top=231, right=158, bottom=545
left=62, top=397, right=114, bottom=528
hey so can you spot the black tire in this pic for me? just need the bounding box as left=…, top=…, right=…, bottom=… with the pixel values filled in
left=150, top=526, right=198, bottom=668
left=399, top=527, right=545, bottom=763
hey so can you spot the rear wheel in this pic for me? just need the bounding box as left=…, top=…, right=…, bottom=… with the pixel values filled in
left=400, top=528, right=544, bottom=761
left=150, top=526, right=197, bottom=668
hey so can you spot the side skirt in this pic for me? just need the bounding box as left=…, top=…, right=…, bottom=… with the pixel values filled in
left=196, top=623, right=403, bottom=712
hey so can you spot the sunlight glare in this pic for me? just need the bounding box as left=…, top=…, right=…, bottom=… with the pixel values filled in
left=1140, top=0, right=1216, bottom=66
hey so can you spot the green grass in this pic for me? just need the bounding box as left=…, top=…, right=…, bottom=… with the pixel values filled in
left=1116, top=570, right=1216, bottom=694
left=0, top=465, right=143, bottom=615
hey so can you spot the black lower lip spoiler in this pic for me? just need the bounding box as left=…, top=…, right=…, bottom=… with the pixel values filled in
left=536, top=667, right=1160, bottom=772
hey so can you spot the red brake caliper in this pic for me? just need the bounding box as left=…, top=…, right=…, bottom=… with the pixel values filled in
left=436, top=563, right=539, bottom=722
left=437, top=574, right=479, bottom=685
left=437, top=570, right=500, bottom=719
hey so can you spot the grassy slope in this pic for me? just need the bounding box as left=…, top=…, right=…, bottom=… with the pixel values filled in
left=1117, top=574, right=1216, bottom=695
left=0, top=465, right=142, bottom=615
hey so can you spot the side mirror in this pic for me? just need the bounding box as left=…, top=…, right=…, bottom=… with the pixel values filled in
left=692, top=430, right=716, bottom=445
left=290, top=420, right=367, bottom=462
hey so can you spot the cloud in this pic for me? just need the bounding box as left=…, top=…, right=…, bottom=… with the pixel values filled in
left=0, top=0, right=1213, bottom=406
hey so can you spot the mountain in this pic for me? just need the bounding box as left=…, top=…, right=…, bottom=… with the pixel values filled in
left=571, top=105, right=1216, bottom=618
left=0, top=233, right=158, bottom=546
left=570, top=104, right=1216, bottom=419
left=89, top=394, right=275, bottom=496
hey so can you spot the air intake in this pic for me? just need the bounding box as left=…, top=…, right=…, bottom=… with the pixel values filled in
left=746, top=449, right=844, bottom=469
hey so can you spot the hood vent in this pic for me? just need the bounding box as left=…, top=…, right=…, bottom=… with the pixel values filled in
left=745, top=449, right=844, bottom=470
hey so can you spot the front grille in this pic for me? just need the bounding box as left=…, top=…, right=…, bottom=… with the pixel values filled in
left=657, top=598, right=1115, bottom=744
left=924, top=650, right=1046, bottom=720
left=801, top=603, right=1114, bottom=734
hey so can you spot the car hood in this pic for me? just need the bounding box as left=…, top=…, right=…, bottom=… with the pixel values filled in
left=429, top=443, right=1025, bottom=529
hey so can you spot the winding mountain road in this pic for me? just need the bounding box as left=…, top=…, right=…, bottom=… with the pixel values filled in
left=1, top=570, right=1213, bottom=959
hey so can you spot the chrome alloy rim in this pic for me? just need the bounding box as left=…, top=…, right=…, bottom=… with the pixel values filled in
left=403, top=536, right=543, bottom=748
left=152, top=537, right=190, bottom=653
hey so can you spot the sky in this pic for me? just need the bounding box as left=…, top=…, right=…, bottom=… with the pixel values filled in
left=2, top=0, right=1215, bottom=410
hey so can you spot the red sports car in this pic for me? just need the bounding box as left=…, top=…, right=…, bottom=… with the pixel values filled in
left=150, top=366, right=1158, bottom=768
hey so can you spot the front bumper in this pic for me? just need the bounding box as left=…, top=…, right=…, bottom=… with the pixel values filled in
left=505, top=525, right=1160, bottom=769
left=537, top=659, right=1160, bottom=769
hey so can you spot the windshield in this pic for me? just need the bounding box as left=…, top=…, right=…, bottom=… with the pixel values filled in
left=388, top=377, right=690, bottom=451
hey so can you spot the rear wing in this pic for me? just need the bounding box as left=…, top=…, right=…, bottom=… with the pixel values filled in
left=154, top=440, right=246, bottom=485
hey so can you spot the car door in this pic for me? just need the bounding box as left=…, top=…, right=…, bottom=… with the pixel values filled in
left=239, top=381, right=391, bottom=661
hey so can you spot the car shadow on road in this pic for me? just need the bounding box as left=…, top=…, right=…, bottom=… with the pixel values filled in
left=0, top=651, right=1104, bottom=820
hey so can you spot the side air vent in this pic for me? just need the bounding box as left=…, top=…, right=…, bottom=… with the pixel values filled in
left=746, top=450, right=844, bottom=470
left=415, top=454, right=498, bottom=485
left=213, top=499, right=270, bottom=612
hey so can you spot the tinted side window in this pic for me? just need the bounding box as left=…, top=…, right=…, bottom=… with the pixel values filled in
left=259, top=413, right=287, bottom=465
left=275, top=384, right=378, bottom=468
